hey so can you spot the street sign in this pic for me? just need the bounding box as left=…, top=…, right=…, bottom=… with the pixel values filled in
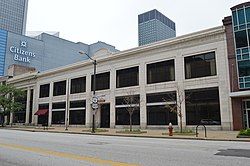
left=92, top=103, right=98, bottom=109
left=92, top=97, right=98, bottom=103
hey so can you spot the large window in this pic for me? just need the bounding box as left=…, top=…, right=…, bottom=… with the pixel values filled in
left=52, top=102, right=65, bottom=124
left=116, top=108, right=140, bottom=125
left=146, top=92, right=177, bottom=125
left=69, top=100, right=86, bottom=125
left=185, top=52, right=216, bottom=79
left=116, top=66, right=139, bottom=88
left=71, top=77, right=86, bottom=94
left=53, top=80, right=66, bottom=96
left=91, top=72, right=110, bottom=91
left=115, top=95, right=140, bottom=125
left=235, top=30, right=248, bottom=48
left=185, top=88, right=221, bottom=125
left=39, top=84, right=50, bottom=98
left=147, top=59, right=175, bottom=84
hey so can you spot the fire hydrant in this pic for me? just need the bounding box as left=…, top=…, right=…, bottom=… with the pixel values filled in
left=168, top=122, right=173, bottom=136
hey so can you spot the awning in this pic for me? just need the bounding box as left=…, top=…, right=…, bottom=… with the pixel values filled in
left=34, top=109, right=48, bottom=116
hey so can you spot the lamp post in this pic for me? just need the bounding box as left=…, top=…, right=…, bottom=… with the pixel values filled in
left=79, top=51, right=97, bottom=133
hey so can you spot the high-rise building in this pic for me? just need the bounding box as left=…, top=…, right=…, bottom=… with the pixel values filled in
left=0, top=0, right=28, bottom=35
left=138, top=9, right=176, bottom=46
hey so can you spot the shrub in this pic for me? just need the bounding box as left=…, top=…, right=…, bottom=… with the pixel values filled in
left=238, top=128, right=250, bottom=136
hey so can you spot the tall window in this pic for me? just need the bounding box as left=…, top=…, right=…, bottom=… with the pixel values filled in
left=91, top=72, right=110, bottom=91
left=185, top=51, right=216, bottom=79
left=71, top=77, right=86, bottom=94
left=53, top=80, right=66, bottom=96
left=147, top=59, right=175, bottom=84
left=146, top=92, right=177, bottom=125
left=52, top=102, right=66, bottom=124
left=39, top=84, right=50, bottom=98
left=69, top=100, right=86, bottom=125
left=116, top=66, right=139, bottom=88
left=13, top=90, right=27, bottom=123
left=185, top=87, right=221, bottom=125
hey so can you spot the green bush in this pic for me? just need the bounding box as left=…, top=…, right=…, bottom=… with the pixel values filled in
left=238, top=128, right=250, bottom=136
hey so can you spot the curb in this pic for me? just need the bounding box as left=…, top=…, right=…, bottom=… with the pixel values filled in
left=3, top=128, right=250, bottom=142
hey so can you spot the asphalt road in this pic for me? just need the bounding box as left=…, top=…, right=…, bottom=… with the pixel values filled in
left=0, top=129, right=249, bottom=166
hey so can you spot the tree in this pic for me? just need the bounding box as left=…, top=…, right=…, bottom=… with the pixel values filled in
left=165, top=85, right=189, bottom=133
left=122, top=91, right=141, bottom=132
left=0, top=84, right=24, bottom=126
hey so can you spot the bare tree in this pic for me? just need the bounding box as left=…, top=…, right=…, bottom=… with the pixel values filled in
left=165, top=85, right=189, bottom=133
left=122, top=91, right=141, bottom=132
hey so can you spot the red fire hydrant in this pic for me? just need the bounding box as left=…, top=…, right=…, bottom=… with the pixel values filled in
left=168, top=122, right=173, bottom=136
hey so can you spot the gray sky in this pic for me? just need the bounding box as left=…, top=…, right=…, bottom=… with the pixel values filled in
left=26, top=0, right=246, bottom=50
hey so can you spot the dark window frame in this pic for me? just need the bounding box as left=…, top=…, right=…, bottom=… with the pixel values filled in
left=39, top=84, right=50, bottom=98
left=70, top=77, right=86, bottom=94
left=116, top=66, right=139, bottom=88
left=53, top=80, right=66, bottom=96
left=91, top=72, right=110, bottom=91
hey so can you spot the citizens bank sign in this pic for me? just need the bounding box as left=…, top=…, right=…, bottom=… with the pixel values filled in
left=9, top=41, right=36, bottom=63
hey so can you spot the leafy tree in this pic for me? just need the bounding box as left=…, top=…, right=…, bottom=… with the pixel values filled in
left=0, top=84, right=24, bottom=126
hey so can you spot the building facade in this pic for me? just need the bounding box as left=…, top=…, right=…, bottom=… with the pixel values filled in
left=223, top=2, right=250, bottom=130
left=5, top=26, right=232, bottom=130
left=0, top=29, right=118, bottom=76
left=0, top=0, right=28, bottom=35
left=138, top=9, right=176, bottom=46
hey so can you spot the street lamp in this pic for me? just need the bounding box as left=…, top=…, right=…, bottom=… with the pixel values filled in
left=79, top=51, right=97, bottom=133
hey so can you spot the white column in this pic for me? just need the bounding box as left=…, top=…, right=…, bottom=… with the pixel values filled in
left=139, top=62, right=147, bottom=129
left=85, top=73, right=92, bottom=127
left=65, top=79, right=70, bottom=127
left=175, top=52, right=186, bottom=129
left=48, top=82, right=53, bottom=126
left=25, top=87, right=31, bottom=124
left=32, top=85, right=39, bottom=125
left=110, top=67, right=116, bottom=128
left=10, top=112, right=13, bottom=125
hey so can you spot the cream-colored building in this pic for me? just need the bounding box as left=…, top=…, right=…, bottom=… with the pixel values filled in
left=5, top=26, right=233, bottom=130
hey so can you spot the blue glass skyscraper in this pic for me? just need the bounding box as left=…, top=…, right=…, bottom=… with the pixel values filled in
left=0, top=0, right=28, bottom=35
left=138, top=9, right=176, bottom=46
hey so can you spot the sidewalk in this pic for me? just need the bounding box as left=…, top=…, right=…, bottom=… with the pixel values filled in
left=3, top=126, right=250, bottom=142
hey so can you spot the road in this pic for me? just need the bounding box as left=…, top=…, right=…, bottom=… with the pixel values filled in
left=0, top=129, right=249, bottom=166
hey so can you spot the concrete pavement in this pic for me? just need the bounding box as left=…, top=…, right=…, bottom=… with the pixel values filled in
left=0, top=129, right=249, bottom=166
left=2, top=125, right=249, bottom=142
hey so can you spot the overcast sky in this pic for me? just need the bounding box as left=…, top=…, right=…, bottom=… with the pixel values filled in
left=26, top=0, right=246, bottom=51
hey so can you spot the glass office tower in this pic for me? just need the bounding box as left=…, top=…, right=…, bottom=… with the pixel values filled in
left=0, top=0, right=28, bottom=35
left=138, top=9, right=176, bottom=46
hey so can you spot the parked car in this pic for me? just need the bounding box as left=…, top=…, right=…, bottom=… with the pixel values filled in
left=200, top=119, right=220, bottom=125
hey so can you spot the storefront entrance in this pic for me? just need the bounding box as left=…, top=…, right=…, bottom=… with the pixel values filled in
left=100, top=104, right=110, bottom=128
left=243, top=100, right=250, bottom=128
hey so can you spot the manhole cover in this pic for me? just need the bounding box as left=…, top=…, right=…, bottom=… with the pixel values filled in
left=215, top=149, right=250, bottom=158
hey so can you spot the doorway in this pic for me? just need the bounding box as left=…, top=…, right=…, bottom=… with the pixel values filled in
left=243, top=100, right=250, bottom=128
left=100, top=104, right=110, bottom=128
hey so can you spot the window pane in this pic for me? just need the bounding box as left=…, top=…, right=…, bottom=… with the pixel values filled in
left=70, top=100, right=86, bottom=108
left=232, top=11, right=238, bottom=26
left=238, top=60, right=250, bottom=77
left=147, top=59, right=175, bottom=84
left=185, top=52, right=216, bottom=79
left=39, top=84, right=50, bottom=98
left=116, top=66, right=139, bottom=88
left=91, top=72, right=110, bottom=91
left=69, top=110, right=85, bottom=125
left=246, top=7, right=250, bottom=23
left=52, top=111, right=65, bottom=124
left=238, top=9, right=246, bottom=25
left=71, top=77, right=86, bottom=94
left=53, top=80, right=66, bottom=96
left=115, top=108, right=140, bottom=125
left=147, top=106, right=177, bottom=125
left=146, top=91, right=176, bottom=103
left=185, top=88, right=221, bottom=125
